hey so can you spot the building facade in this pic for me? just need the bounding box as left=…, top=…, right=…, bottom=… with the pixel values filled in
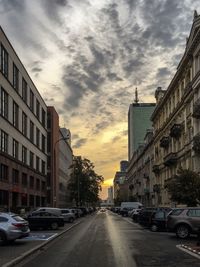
left=128, top=103, right=155, bottom=160
left=0, top=27, right=47, bottom=211
left=47, top=106, right=59, bottom=207
left=151, top=12, right=200, bottom=206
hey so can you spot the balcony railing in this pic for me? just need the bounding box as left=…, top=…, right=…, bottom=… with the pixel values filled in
left=152, top=165, right=160, bottom=174
left=192, top=99, right=200, bottom=119
left=160, top=136, right=170, bottom=148
left=193, top=133, right=200, bottom=154
left=163, top=152, right=178, bottom=166
left=170, top=123, right=183, bottom=138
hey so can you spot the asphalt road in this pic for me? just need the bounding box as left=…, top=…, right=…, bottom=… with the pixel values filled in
left=18, top=211, right=200, bottom=267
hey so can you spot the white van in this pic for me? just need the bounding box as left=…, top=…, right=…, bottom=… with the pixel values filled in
left=120, top=202, right=143, bottom=210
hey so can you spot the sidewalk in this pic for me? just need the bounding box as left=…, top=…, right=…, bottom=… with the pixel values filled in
left=0, top=220, right=82, bottom=267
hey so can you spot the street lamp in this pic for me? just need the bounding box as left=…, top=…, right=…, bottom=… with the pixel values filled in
left=53, top=137, right=69, bottom=207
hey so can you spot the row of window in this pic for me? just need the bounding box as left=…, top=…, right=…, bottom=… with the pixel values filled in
left=0, top=44, right=46, bottom=127
left=0, top=87, right=46, bottom=152
left=0, top=129, right=46, bottom=174
left=0, top=164, right=45, bottom=191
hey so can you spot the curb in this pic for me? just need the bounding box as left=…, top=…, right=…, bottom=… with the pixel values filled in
left=2, top=221, right=82, bottom=267
left=176, top=244, right=200, bottom=260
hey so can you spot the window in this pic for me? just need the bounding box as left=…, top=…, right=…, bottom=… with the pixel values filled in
left=30, top=176, right=34, bottom=189
left=0, top=130, right=8, bottom=153
left=36, top=178, right=40, bottom=190
left=22, top=146, right=27, bottom=164
left=36, top=99, right=40, bottom=119
left=22, top=112, right=27, bottom=136
left=30, top=151, right=34, bottom=168
left=13, top=101, right=19, bottom=128
left=0, top=190, right=8, bottom=206
left=36, top=128, right=40, bottom=147
left=22, top=173, right=27, bottom=187
left=42, top=134, right=45, bottom=153
left=13, top=63, right=19, bottom=91
left=22, top=78, right=27, bottom=103
left=42, top=181, right=45, bottom=191
left=0, top=87, right=8, bottom=119
left=170, top=209, right=184, bottom=216
left=36, top=156, right=40, bottom=172
left=187, top=209, right=200, bottom=217
left=30, top=90, right=34, bottom=112
left=12, top=139, right=18, bottom=159
left=1, top=45, right=8, bottom=78
left=12, top=169, right=19, bottom=184
left=42, top=160, right=45, bottom=175
left=30, top=121, right=34, bottom=143
left=0, top=164, right=8, bottom=181
left=42, top=108, right=46, bottom=127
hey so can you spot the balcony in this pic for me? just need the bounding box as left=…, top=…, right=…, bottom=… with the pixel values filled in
left=153, top=184, right=161, bottom=194
left=193, top=134, right=200, bottom=154
left=163, top=152, right=178, bottom=166
left=152, top=165, right=160, bottom=174
left=160, top=136, right=170, bottom=148
left=192, top=99, right=200, bottom=119
left=170, top=123, right=183, bottom=139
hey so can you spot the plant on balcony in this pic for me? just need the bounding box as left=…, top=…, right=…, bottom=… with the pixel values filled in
left=193, top=99, right=200, bottom=119
left=160, top=136, right=170, bottom=148
left=129, top=184, right=134, bottom=190
left=170, top=124, right=183, bottom=138
left=193, top=133, right=200, bottom=154
left=152, top=165, right=160, bottom=174
left=165, top=168, right=200, bottom=206
left=153, top=184, right=161, bottom=193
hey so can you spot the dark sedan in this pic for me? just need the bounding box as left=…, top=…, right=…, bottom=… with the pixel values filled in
left=27, top=211, right=64, bottom=230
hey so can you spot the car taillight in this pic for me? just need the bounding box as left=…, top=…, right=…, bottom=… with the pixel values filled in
left=12, top=223, right=26, bottom=228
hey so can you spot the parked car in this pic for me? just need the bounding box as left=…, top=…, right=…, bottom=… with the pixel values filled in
left=60, top=209, right=75, bottom=223
left=167, top=207, right=200, bottom=239
left=120, top=207, right=134, bottom=217
left=132, top=209, right=142, bottom=222
left=150, top=209, right=172, bottom=232
left=36, top=207, right=62, bottom=216
left=0, top=212, right=30, bottom=245
left=138, top=207, right=171, bottom=228
left=27, top=211, right=64, bottom=230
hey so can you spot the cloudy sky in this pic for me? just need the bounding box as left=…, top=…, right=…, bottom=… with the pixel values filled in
left=0, top=0, right=199, bottom=198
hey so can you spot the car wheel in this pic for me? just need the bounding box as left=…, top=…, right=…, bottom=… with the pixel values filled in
left=0, top=231, right=7, bottom=245
left=176, top=224, right=190, bottom=239
left=150, top=224, right=158, bottom=232
left=69, top=217, right=74, bottom=223
left=51, top=222, right=58, bottom=230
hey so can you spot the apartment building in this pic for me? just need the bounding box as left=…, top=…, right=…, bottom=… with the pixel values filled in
left=151, top=11, right=200, bottom=206
left=126, top=130, right=154, bottom=207
left=0, top=27, right=47, bottom=211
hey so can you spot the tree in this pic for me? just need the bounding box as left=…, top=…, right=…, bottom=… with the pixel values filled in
left=68, top=156, right=104, bottom=206
left=165, top=168, right=200, bottom=206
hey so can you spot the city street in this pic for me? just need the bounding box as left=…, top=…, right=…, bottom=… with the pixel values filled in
left=13, top=210, right=200, bottom=267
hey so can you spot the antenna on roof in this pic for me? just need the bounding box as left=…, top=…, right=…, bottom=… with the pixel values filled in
left=134, top=87, right=139, bottom=103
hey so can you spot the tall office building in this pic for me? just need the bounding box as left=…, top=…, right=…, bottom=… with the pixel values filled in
left=128, top=92, right=155, bottom=160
